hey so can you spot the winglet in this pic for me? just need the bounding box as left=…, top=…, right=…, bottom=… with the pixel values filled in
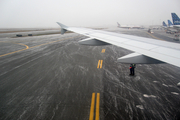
left=56, top=22, right=68, bottom=28
left=56, top=22, right=68, bottom=34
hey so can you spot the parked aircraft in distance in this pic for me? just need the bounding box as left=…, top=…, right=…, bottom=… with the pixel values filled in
left=171, top=13, right=180, bottom=30
left=117, top=22, right=143, bottom=29
left=162, top=13, right=180, bottom=33
left=164, top=20, right=176, bottom=34
left=162, top=21, right=167, bottom=28
left=168, top=20, right=173, bottom=27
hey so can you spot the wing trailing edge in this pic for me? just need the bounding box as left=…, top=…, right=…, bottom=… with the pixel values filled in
left=117, top=53, right=164, bottom=64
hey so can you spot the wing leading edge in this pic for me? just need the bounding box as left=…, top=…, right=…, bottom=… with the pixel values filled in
left=57, top=22, right=180, bottom=68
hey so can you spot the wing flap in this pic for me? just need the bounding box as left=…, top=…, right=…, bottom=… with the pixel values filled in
left=117, top=53, right=164, bottom=64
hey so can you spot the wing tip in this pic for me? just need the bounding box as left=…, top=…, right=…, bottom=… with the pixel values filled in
left=56, top=22, right=67, bottom=28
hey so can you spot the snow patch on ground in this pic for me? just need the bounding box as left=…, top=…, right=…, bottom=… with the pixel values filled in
left=136, top=105, right=144, bottom=110
left=171, top=92, right=179, bottom=95
left=143, top=94, right=156, bottom=98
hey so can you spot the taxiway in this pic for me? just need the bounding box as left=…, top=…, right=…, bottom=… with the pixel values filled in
left=0, top=28, right=180, bottom=120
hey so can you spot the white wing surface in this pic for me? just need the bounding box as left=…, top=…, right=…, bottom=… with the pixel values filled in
left=57, top=22, right=180, bottom=68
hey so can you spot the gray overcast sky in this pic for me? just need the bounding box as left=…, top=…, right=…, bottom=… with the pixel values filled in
left=0, top=0, right=180, bottom=28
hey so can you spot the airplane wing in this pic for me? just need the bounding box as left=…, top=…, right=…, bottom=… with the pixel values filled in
left=57, top=22, right=180, bottom=68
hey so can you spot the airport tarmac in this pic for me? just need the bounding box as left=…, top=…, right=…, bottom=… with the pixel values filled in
left=0, top=29, right=61, bottom=38
left=0, top=28, right=180, bottom=120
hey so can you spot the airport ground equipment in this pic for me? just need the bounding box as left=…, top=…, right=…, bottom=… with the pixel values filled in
left=173, top=33, right=180, bottom=41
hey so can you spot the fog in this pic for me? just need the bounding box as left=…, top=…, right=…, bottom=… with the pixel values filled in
left=0, top=0, right=180, bottom=28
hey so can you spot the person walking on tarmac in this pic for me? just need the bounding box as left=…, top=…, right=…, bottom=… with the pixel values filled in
left=129, top=64, right=136, bottom=75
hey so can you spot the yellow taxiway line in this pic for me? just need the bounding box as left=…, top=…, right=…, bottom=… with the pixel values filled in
left=101, top=49, right=105, bottom=53
left=95, top=93, right=100, bottom=120
left=147, top=32, right=165, bottom=41
left=89, top=93, right=95, bottom=120
left=97, top=60, right=103, bottom=69
left=0, top=37, right=74, bottom=58
left=0, top=48, right=27, bottom=58
left=13, top=42, right=29, bottom=49
left=0, top=42, right=29, bottom=57
left=89, top=93, right=100, bottom=120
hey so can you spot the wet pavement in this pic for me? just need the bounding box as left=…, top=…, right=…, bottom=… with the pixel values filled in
left=0, top=29, right=61, bottom=38
left=0, top=28, right=180, bottom=120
